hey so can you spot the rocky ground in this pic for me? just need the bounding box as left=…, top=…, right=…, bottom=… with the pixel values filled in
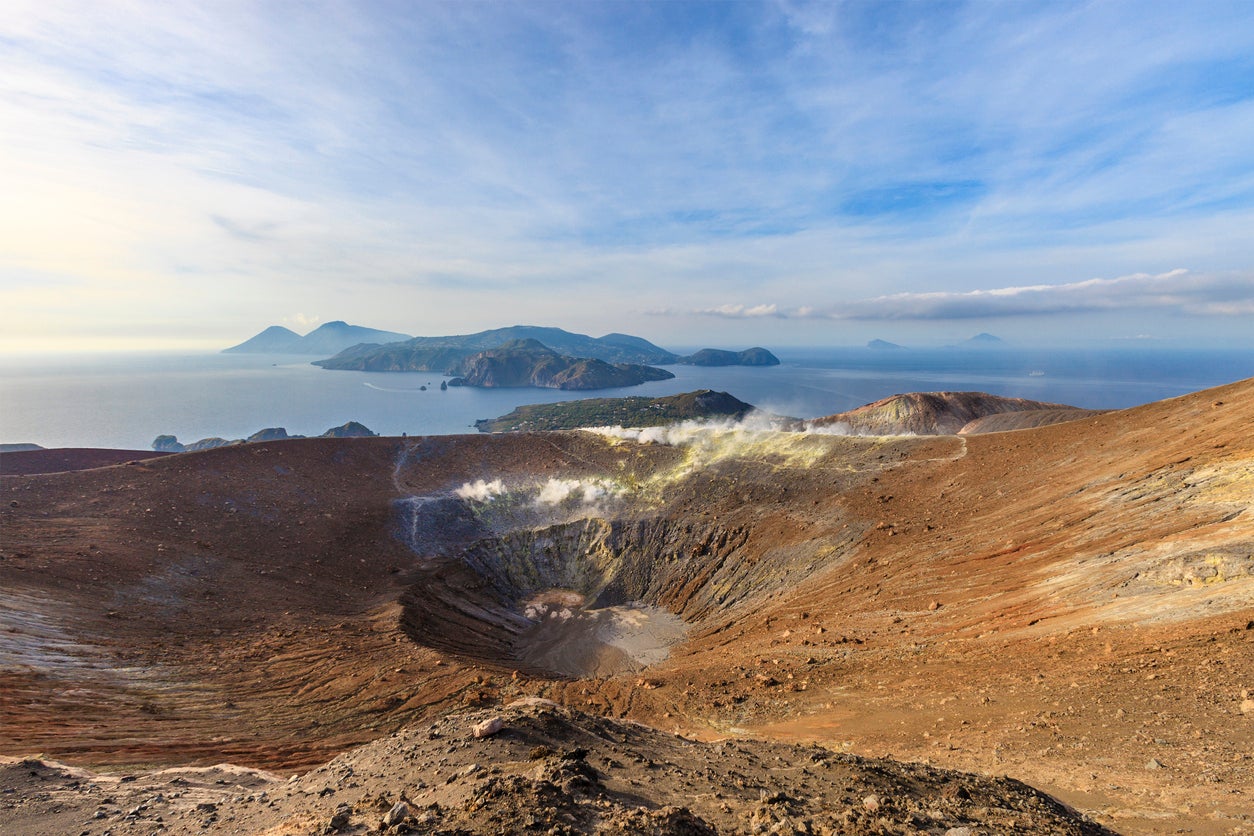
left=2, top=700, right=1113, bottom=835
left=2, top=379, right=1252, bottom=834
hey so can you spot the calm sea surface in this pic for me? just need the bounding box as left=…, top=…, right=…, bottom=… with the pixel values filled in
left=2, top=347, right=1251, bottom=450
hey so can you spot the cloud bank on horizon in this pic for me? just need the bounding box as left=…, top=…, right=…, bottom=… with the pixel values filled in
left=2, top=0, right=1253, bottom=351
left=681, top=269, right=1254, bottom=320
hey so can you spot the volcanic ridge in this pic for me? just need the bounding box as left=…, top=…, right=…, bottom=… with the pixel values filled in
left=2, top=380, right=1252, bottom=834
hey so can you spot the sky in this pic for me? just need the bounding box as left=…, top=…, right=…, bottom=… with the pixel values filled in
left=2, top=0, right=1254, bottom=353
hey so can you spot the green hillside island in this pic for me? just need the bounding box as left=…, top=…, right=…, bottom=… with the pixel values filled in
left=446, top=339, right=674, bottom=390
left=313, top=325, right=679, bottom=370
left=676, top=347, right=780, bottom=366
left=475, top=390, right=755, bottom=432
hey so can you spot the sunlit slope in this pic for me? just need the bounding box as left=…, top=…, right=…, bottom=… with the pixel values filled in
left=1, top=379, right=1250, bottom=831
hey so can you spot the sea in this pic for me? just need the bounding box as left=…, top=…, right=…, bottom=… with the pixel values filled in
left=1, top=346, right=1251, bottom=451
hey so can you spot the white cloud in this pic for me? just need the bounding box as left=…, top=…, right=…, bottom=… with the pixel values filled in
left=695, top=304, right=781, bottom=319
left=814, top=270, right=1254, bottom=320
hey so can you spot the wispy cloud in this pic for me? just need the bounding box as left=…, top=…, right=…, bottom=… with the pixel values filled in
left=694, top=303, right=782, bottom=319
left=820, top=270, right=1254, bottom=320
left=686, top=270, right=1254, bottom=322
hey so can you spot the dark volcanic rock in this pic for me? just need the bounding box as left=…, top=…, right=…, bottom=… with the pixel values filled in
left=0, top=704, right=1117, bottom=835
left=183, top=437, right=235, bottom=452
left=246, top=428, right=293, bottom=442
left=320, top=421, right=377, bottom=438
left=152, top=434, right=186, bottom=453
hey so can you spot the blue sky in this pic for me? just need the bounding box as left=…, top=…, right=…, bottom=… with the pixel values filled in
left=2, top=0, right=1254, bottom=351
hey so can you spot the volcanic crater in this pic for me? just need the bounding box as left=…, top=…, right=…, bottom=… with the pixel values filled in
left=2, top=380, right=1253, bottom=834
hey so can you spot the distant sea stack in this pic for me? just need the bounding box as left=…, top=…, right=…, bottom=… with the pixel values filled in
left=447, top=339, right=674, bottom=391
left=152, top=422, right=378, bottom=452
left=224, top=322, right=412, bottom=355
left=677, top=347, right=780, bottom=367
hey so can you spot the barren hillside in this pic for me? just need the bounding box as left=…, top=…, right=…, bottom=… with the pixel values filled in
left=2, top=379, right=1251, bottom=834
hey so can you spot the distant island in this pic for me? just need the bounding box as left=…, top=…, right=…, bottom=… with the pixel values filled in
left=676, top=347, right=779, bottom=367
left=312, top=325, right=679, bottom=370
left=224, top=322, right=412, bottom=355
left=153, top=422, right=376, bottom=452
left=0, top=443, right=44, bottom=453
left=228, top=323, right=783, bottom=386
left=951, top=332, right=1005, bottom=348
left=446, top=339, right=674, bottom=390
left=475, top=389, right=755, bottom=432
left=866, top=339, right=905, bottom=350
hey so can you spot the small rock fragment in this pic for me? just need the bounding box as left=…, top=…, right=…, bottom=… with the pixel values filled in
left=473, top=716, right=504, bottom=738
left=328, top=802, right=351, bottom=830
left=382, top=800, right=409, bottom=827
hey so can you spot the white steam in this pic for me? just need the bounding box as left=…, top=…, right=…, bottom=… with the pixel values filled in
left=452, top=476, right=623, bottom=511
left=455, top=478, right=505, bottom=501
left=584, top=412, right=787, bottom=446
left=535, top=477, right=622, bottom=507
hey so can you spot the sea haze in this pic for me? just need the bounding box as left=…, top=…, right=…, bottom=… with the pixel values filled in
left=1, top=347, right=1251, bottom=450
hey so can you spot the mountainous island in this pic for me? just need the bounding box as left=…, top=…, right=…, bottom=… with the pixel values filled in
left=309, top=325, right=679, bottom=371
left=952, top=332, right=1006, bottom=348
left=866, top=338, right=905, bottom=350
left=446, top=339, right=674, bottom=390
left=272, top=324, right=782, bottom=373
left=676, top=347, right=779, bottom=366
left=224, top=321, right=412, bottom=355
left=475, top=389, right=755, bottom=432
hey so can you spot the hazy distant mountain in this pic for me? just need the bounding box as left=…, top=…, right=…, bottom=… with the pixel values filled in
left=957, top=332, right=1005, bottom=348
left=315, top=325, right=679, bottom=370
left=677, top=347, right=780, bottom=367
left=0, top=443, right=44, bottom=454
left=223, top=325, right=302, bottom=353
left=866, top=339, right=905, bottom=350
left=224, top=321, right=412, bottom=355
left=448, top=339, right=675, bottom=390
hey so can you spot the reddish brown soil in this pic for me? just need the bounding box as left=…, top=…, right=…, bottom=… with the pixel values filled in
left=2, top=380, right=1252, bottom=834
left=0, top=448, right=169, bottom=476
